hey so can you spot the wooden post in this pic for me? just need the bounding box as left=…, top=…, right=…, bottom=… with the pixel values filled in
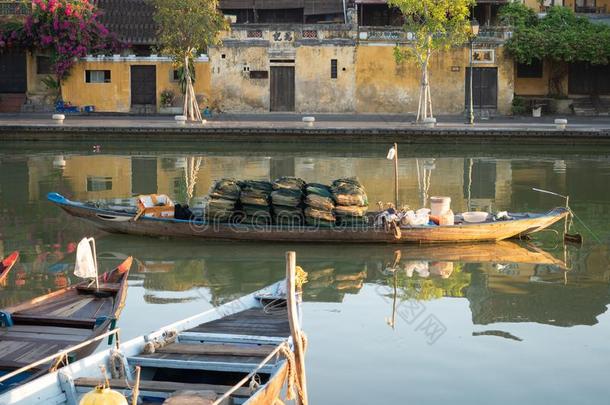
left=132, top=366, right=141, bottom=405
left=286, top=251, right=308, bottom=405
left=393, top=143, right=399, bottom=210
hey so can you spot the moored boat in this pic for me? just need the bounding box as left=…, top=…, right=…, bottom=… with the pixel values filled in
left=0, top=252, right=19, bottom=284
left=0, top=255, right=132, bottom=392
left=0, top=257, right=305, bottom=405
left=48, top=192, right=569, bottom=244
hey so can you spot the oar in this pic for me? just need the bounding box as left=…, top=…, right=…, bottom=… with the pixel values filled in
left=532, top=188, right=583, bottom=245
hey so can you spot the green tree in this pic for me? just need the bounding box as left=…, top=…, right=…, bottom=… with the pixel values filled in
left=502, top=4, right=610, bottom=96
left=153, top=0, right=227, bottom=121
left=388, top=0, right=475, bottom=122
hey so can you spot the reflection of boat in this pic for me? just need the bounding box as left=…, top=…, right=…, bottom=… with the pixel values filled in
left=48, top=193, right=569, bottom=244
left=0, top=257, right=132, bottom=391
left=0, top=252, right=19, bottom=284
left=0, top=278, right=304, bottom=405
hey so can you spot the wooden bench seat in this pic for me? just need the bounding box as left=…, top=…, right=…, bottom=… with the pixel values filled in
left=156, top=343, right=277, bottom=358
left=74, top=377, right=251, bottom=397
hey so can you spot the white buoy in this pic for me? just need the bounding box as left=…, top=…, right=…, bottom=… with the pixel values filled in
left=422, top=117, right=436, bottom=128
left=302, top=116, right=315, bottom=127
left=555, top=118, right=568, bottom=130
left=174, top=115, right=187, bottom=125
left=52, top=114, right=65, bottom=123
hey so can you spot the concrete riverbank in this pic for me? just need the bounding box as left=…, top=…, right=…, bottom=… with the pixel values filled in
left=1, top=113, right=610, bottom=144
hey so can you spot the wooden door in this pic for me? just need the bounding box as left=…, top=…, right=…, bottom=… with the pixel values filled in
left=465, top=67, right=498, bottom=110
left=569, top=62, right=610, bottom=95
left=0, top=51, right=27, bottom=93
left=270, top=66, right=295, bottom=112
left=131, top=66, right=157, bottom=105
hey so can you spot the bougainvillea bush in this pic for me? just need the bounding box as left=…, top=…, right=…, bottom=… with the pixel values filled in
left=0, top=0, right=122, bottom=82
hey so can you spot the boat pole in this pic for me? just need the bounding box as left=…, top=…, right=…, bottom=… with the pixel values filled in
left=286, top=251, right=308, bottom=405
left=132, top=366, right=141, bottom=405
left=394, top=143, right=399, bottom=209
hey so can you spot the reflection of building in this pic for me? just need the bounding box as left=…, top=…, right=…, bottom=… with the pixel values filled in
left=466, top=260, right=610, bottom=327
left=17, top=153, right=519, bottom=212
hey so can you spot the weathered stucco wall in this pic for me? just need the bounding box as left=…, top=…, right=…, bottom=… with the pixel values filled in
left=209, top=46, right=270, bottom=112
left=355, top=45, right=513, bottom=115
left=295, top=46, right=355, bottom=113
left=61, top=59, right=211, bottom=112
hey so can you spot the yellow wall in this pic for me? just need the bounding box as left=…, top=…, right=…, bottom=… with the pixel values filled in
left=295, top=46, right=356, bottom=113
left=514, top=60, right=569, bottom=97
left=61, top=59, right=211, bottom=113
left=62, top=156, right=131, bottom=200
left=355, top=45, right=514, bottom=115
left=209, top=47, right=270, bottom=112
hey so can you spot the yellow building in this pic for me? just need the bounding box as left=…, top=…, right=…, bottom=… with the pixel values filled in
left=3, top=0, right=609, bottom=115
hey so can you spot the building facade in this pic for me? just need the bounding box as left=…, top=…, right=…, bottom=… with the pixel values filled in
left=0, top=0, right=608, bottom=115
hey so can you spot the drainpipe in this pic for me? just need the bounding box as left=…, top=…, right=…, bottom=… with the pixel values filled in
left=342, top=0, right=347, bottom=24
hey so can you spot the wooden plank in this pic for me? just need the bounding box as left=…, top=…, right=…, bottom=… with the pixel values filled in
left=0, top=331, right=87, bottom=343
left=74, top=377, right=251, bottom=397
left=49, top=298, right=94, bottom=317
left=127, top=355, right=276, bottom=374
left=156, top=343, right=277, bottom=358
left=178, top=332, right=287, bottom=346
left=5, top=325, right=93, bottom=336
left=10, top=314, right=96, bottom=328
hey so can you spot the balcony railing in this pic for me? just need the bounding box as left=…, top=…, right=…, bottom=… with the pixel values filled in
left=0, top=1, right=31, bottom=16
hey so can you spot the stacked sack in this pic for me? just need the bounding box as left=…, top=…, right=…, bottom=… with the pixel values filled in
left=206, top=178, right=240, bottom=221
left=304, top=183, right=335, bottom=227
left=238, top=180, right=273, bottom=224
left=331, top=177, right=369, bottom=226
left=271, top=177, right=306, bottom=225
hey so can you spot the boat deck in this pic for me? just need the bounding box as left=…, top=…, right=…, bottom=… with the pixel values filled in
left=102, top=304, right=291, bottom=403
left=186, top=307, right=292, bottom=338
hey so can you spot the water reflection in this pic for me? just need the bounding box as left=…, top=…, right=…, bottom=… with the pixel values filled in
left=6, top=235, right=605, bottom=332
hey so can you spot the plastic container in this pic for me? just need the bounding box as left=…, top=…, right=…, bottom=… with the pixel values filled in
left=462, top=211, right=489, bottom=223
left=439, top=209, right=454, bottom=226
left=430, top=196, right=451, bottom=216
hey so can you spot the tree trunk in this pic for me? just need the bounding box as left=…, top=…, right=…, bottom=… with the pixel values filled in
left=183, top=54, right=203, bottom=123
left=416, top=39, right=434, bottom=123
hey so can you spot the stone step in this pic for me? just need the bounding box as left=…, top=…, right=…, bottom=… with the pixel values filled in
left=0, top=93, right=26, bottom=113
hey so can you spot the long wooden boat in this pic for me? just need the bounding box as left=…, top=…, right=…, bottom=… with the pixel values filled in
left=0, top=256, right=132, bottom=392
left=0, top=278, right=302, bottom=405
left=49, top=192, right=569, bottom=244
left=0, top=252, right=19, bottom=284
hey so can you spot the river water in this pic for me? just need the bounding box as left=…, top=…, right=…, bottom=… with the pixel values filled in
left=0, top=140, right=609, bottom=404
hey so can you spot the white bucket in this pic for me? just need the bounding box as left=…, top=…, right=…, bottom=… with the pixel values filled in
left=430, top=196, right=451, bottom=216
left=532, top=106, right=542, bottom=117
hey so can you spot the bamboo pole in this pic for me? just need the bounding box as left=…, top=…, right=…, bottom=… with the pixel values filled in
left=286, top=251, right=308, bottom=405
left=393, top=142, right=399, bottom=209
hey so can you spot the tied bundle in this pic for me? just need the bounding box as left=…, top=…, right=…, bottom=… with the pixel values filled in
left=272, top=177, right=306, bottom=226
left=238, top=180, right=273, bottom=225
left=304, top=183, right=335, bottom=227
left=331, top=177, right=369, bottom=227
left=205, top=178, right=240, bottom=221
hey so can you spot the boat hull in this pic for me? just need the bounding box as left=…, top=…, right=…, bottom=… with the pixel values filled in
left=49, top=193, right=569, bottom=244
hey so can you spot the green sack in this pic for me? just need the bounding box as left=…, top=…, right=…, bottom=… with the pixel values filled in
left=306, top=183, right=333, bottom=198
left=305, top=194, right=334, bottom=211
left=305, top=207, right=336, bottom=222
left=273, top=176, right=306, bottom=191
left=334, top=205, right=368, bottom=217
left=271, top=189, right=303, bottom=207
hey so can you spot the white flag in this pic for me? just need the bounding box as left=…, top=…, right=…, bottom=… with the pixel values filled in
left=74, top=238, right=97, bottom=279
left=386, top=147, right=396, bottom=160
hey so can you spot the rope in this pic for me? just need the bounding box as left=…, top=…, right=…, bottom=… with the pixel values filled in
left=109, top=350, right=126, bottom=380
left=279, top=332, right=308, bottom=403
left=569, top=208, right=602, bottom=244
